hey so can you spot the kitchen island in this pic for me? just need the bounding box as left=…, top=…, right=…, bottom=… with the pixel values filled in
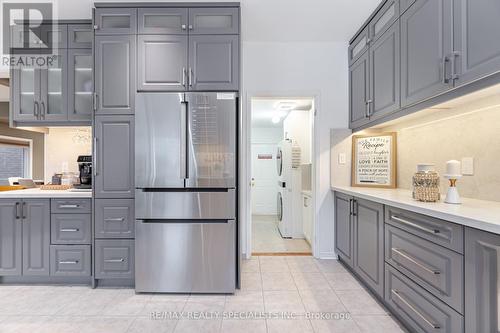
left=0, top=188, right=92, bottom=199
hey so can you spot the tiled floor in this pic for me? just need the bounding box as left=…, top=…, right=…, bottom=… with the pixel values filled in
left=0, top=257, right=406, bottom=333
left=252, top=215, right=311, bottom=253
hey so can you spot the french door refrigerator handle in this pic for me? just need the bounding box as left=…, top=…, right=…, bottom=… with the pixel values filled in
left=180, top=100, right=188, bottom=179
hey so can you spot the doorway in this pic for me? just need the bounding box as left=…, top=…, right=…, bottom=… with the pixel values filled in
left=250, top=97, right=315, bottom=255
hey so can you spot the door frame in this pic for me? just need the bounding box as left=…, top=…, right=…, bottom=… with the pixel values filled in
left=241, top=91, right=320, bottom=259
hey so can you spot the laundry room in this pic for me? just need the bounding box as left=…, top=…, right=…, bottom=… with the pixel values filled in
left=249, top=97, right=314, bottom=255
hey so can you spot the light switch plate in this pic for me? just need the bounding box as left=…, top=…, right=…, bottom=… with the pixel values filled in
left=338, top=153, right=347, bottom=165
left=462, top=157, right=474, bottom=175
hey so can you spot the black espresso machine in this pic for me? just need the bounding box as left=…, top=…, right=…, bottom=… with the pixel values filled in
left=74, top=155, right=92, bottom=189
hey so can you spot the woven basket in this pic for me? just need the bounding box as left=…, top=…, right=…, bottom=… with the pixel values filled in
left=39, top=184, right=73, bottom=191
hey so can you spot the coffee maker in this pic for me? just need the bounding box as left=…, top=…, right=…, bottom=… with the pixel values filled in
left=74, top=155, right=92, bottom=189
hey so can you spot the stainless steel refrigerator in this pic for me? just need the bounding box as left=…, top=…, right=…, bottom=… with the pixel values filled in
left=134, top=92, right=237, bottom=293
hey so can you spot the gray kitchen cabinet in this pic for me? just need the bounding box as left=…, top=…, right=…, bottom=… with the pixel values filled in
left=94, top=115, right=135, bottom=199
left=95, top=239, right=135, bottom=279
left=369, top=21, right=400, bottom=121
left=453, top=0, right=500, bottom=87
left=94, top=35, right=136, bottom=115
left=94, top=199, right=135, bottom=239
left=138, top=8, right=188, bottom=34
left=11, top=67, right=41, bottom=122
left=465, top=227, right=500, bottom=333
left=400, top=0, right=453, bottom=107
left=40, top=24, right=68, bottom=49
left=334, top=192, right=354, bottom=268
left=39, top=50, right=68, bottom=122
left=369, top=0, right=399, bottom=43
left=51, top=199, right=92, bottom=214
left=188, top=7, right=239, bottom=35
left=400, top=0, right=417, bottom=14
left=137, top=35, right=188, bottom=91
left=68, top=24, right=93, bottom=48
left=68, top=48, right=93, bottom=121
left=349, top=26, right=370, bottom=65
left=50, top=245, right=91, bottom=277
left=51, top=214, right=91, bottom=245
left=188, top=34, right=239, bottom=91
left=349, top=51, right=370, bottom=129
left=353, top=198, right=384, bottom=297
left=94, top=8, right=137, bottom=35
left=22, top=199, right=50, bottom=276
left=0, top=200, right=22, bottom=276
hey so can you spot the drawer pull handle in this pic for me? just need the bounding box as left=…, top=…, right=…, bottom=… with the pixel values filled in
left=391, top=289, right=441, bottom=329
left=59, top=204, right=80, bottom=209
left=391, top=215, right=440, bottom=235
left=60, top=228, right=80, bottom=232
left=392, top=248, right=440, bottom=275
left=104, top=217, right=125, bottom=222
left=104, top=258, right=125, bottom=263
left=60, top=260, right=79, bottom=264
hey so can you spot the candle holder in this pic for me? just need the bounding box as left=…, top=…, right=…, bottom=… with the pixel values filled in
left=444, top=174, right=462, bottom=204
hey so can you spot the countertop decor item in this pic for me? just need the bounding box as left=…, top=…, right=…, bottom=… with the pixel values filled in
left=351, top=132, right=397, bottom=188
left=413, top=163, right=440, bottom=202
left=444, top=160, right=462, bottom=204
left=39, top=184, right=73, bottom=191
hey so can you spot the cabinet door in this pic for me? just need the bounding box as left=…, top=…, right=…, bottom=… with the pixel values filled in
left=401, top=0, right=453, bottom=107
left=334, top=192, right=354, bottom=268
left=39, top=49, right=68, bottom=121
left=369, top=0, right=399, bottom=42
left=11, top=67, right=41, bottom=122
left=138, top=8, right=188, bottom=34
left=94, top=8, right=137, bottom=35
left=349, top=26, right=370, bottom=65
left=353, top=198, right=384, bottom=297
left=188, top=7, right=239, bottom=34
left=0, top=200, right=22, bottom=276
left=68, top=48, right=93, bottom=121
left=465, top=228, right=500, bottom=333
left=454, top=0, right=500, bottom=86
left=40, top=24, right=68, bottom=49
left=349, top=51, right=370, bottom=129
left=68, top=24, right=93, bottom=48
left=370, top=21, right=400, bottom=121
left=189, top=34, right=239, bottom=91
left=137, top=35, right=188, bottom=91
left=94, top=115, right=135, bottom=199
left=95, top=35, right=136, bottom=115
left=22, top=199, right=50, bottom=276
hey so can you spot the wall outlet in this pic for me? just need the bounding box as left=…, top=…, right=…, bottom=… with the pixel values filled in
left=462, top=157, right=474, bottom=175
left=338, top=153, right=347, bottom=165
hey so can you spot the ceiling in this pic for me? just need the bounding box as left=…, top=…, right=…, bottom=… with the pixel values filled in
left=251, top=98, right=313, bottom=128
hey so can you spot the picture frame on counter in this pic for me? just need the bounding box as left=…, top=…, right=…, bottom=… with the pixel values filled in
left=351, top=132, right=397, bottom=189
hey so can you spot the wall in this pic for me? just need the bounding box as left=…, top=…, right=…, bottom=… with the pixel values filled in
left=283, top=110, right=313, bottom=164
left=251, top=127, right=283, bottom=144
left=44, top=127, right=92, bottom=183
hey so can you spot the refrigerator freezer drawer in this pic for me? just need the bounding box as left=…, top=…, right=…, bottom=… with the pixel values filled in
left=135, top=189, right=236, bottom=220
left=135, top=219, right=236, bottom=293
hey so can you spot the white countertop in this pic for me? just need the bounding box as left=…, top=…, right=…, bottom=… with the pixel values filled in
left=332, top=186, right=500, bottom=235
left=0, top=188, right=92, bottom=198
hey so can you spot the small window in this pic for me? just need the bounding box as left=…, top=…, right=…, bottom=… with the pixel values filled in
left=0, top=137, right=31, bottom=184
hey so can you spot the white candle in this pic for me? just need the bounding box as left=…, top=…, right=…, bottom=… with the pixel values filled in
left=446, top=160, right=461, bottom=176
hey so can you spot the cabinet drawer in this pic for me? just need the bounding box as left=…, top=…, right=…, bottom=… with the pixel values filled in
left=68, top=24, right=93, bottom=48
left=94, top=8, right=137, bottom=35
left=385, top=225, right=464, bottom=313
left=50, top=245, right=90, bottom=277
left=51, top=199, right=91, bottom=214
left=95, top=240, right=134, bottom=279
left=188, top=7, right=239, bottom=35
left=369, top=0, right=399, bottom=42
left=349, top=26, right=369, bottom=65
left=138, top=8, right=188, bottom=34
left=385, top=206, right=464, bottom=253
left=385, top=264, right=463, bottom=333
left=51, top=214, right=91, bottom=244
left=95, top=199, right=135, bottom=239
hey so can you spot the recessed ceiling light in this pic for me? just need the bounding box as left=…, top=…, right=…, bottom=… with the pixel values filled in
left=271, top=115, right=281, bottom=124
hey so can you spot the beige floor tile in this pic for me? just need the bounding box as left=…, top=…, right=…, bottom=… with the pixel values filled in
left=127, top=317, right=178, bottom=333
left=174, top=319, right=222, bottom=333
left=241, top=258, right=260, bottom=273
left=74, top=316, right=134, bottom=333
left=324, top=272, right=364, bottom=291
left=259, top=257, right=290, bottom=273
left=310, top=318, right=361, bottom=333
left=183, top=295, right=226, bottom=313
left=299, top=289, right=347, bottom=313
left=266, top=318, right=314, bottom=333
left=353, top=315, right=406, bottom=333
left=263, top=291, right=306, bottom=314
left=141, top=300, right=187, bottom=317
left=0, top=316, right=51, bottom=333
left=220, top=319, right=267, bottom=333
left=102, top=290, right=151, bottom=316
left=286, top=257, right=319, bottom=272
left=262, top=271, right=297, bottom=291
left=224, top=291, right=265, bottom=312
left=148, top=293, right=190, bottom=303
left=252, top=215, right=311, bottom=254
left=335, top=290, right=387, bottom=315
left=291, top=272, right=330, bottom=290
left=314, top=259, right=348, bottom=273
left=240, top=272, right=263, bottom=291
left=55, top=289, right=121, bottom=316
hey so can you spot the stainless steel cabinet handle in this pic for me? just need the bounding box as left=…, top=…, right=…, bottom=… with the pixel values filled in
left=180, top=101, right=188, bottom=179
left=34, top=101, right=39, bottom=119
left=60, top=260, right=79, bottom=264
left=60, top=228, right=80, bottom=232
left=188, top=68, right=193, bottom=87
left=104, top=258, right=125, bottom=263
left=40, top=101, right=46, bottom=119
left=59, top=204, right=80, bottom=209
left=22, top=202, right=26, bottom=219
left=391, top=215, right=440, bottom=235
left=442, top=56, right=450, bottom=84
left=391, top=248, right=440, bottom=275
left=451, top=51, right=460, bottom=81
left=181, top=24, right=186, bottom=30
left=352, top=199, right=357, bottom=217
left=188, top=24, right=193, bottom=30
left=93, top=137, right=98, bottom=177
left=391, top=289, right=440, bottom=329
left=104, top=217, right=125, bottom=222
left=15, top=202, right=21, bottom=220
left=182, top=67, right=186, bottom=87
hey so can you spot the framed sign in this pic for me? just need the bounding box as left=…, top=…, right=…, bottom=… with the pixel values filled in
left=351, top=133, right=397, bottom=188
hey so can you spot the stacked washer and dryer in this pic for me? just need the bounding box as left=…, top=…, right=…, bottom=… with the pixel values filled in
left=276, top=139, right=303, bottom=238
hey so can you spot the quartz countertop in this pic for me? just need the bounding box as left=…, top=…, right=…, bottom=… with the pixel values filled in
left=0, top=188, right=92, bottom=198
left=332, top=186, right=500, bottom=235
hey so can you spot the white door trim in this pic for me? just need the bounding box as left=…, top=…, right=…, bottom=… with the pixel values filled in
left=241, top=91, right=320, bottom=259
